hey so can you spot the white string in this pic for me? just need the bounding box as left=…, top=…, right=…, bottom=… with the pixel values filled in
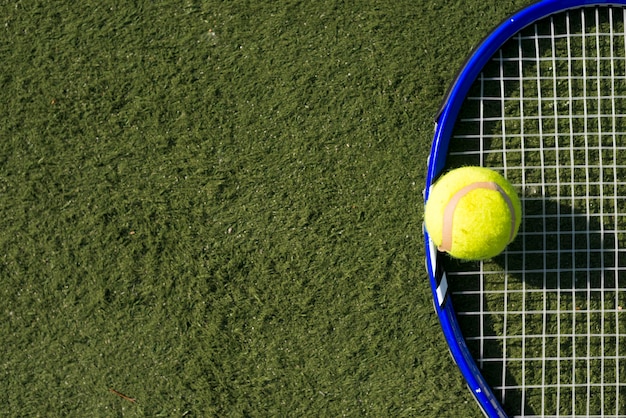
left=500, top=43, right=512, bottom=404
left=550, top=14, right=564, bottom=414
left=608, top=6, right=620, bottom=414
left=568, top=10, right=579, bottom=414
left=532, top=20, right=549, bottom=415
left=517, top=29, right=529, bottom=413
left=594, top=8, right=606, bottom=415
left=479, top=69, right=487, bottom=375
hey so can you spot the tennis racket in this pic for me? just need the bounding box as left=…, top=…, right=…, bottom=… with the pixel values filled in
left=424, top=1, right=626, bottom=417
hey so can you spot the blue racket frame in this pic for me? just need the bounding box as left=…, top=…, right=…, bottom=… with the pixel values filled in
left=424, top=0, right=626, bottom=417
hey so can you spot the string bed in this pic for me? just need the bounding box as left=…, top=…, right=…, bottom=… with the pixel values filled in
left=444, top=6, right=626, bottom=417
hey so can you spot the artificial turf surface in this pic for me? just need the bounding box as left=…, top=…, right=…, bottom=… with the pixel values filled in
left=1, top=1, right=533, bottom=416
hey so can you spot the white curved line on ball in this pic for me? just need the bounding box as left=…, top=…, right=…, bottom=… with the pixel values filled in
left=440, top=181, right=516, bottom=253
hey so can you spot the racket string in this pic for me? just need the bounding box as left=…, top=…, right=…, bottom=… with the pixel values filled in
left=446, top=5, right=626, bottom=417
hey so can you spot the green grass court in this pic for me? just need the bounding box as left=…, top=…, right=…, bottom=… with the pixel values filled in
left=1, top=1, right=533, bottom=416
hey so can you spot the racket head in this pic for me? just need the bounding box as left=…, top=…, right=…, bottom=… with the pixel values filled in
left=424, top=0, right=626, bottom=416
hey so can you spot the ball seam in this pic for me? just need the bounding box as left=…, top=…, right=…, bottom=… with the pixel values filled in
left=440, top=181, right=517, bottom=253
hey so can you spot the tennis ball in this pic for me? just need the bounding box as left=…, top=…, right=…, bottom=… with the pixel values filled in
left=424, top=166, right=521, bottom=260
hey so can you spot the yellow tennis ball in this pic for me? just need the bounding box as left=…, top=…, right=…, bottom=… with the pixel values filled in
left=424, top=166, right=521, bottom=260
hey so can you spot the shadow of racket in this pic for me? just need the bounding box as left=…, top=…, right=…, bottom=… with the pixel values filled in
left=444, top=196, right=626, bottom=416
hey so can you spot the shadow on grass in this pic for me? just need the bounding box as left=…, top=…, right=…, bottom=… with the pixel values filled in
left=443, top=196, right=624, bottom=416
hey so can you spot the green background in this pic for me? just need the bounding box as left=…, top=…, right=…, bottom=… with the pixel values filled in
left=1, top=1, right=532, bottom=416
